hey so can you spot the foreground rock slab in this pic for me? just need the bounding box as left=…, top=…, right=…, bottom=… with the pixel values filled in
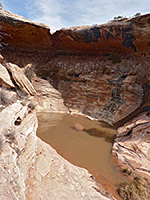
left=26, top=138, right=114, bottom=200
left=0, top=102, right=115, bottom=200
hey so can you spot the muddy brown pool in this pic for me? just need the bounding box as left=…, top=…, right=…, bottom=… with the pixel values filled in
left=37, top=113, right=124, bottom=191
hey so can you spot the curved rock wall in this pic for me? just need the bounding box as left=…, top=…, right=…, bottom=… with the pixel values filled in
left=0, top=9, right=150, bottom=199
left=53, top=14, right=150, bottom=55
left=1, top=10, right=150, bottom=55
left=0, top=57, right=114, bottom=200
left=0, top=10, right=53, bottom=52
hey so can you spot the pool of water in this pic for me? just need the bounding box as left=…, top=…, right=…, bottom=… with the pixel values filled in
left=37, top=113, right=124, bottom=193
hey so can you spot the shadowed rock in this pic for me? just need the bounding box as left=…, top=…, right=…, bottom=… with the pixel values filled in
left=0, top=63, right=15, bottom=88
left=0, top=54, right=4, bottom=64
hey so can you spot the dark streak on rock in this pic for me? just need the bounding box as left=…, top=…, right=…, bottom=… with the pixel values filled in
left=106, top=26, right=121, bottom=39
left=68, top=27, right=101, bottom=43
left=91, top=27, right=101, bottom=39
left=83, top=30, right=94, bottom=43
left=68, top=24, right=136, bottom=51
left=122, top=27, right=136, bottom=52
left=148, top=18, right=150, bottom=24
left=108, top=74, right=127, bottom=87
left=81, top=27, right=101, bottom=43
left=103, top=75, right=127, bottom=114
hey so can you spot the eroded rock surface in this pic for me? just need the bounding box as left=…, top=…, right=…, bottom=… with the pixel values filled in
left=58, top=72, right=143, bottom=124
left=0, top=63, right=15, bottom=88
left=32, top=77, right=68, bottom=113
left=6, top=63, right=36, bottom=95
left=1, top=9, right=150, bottom=55
left=0, top=54, right=4, bottom=63
left=0, top=10, right=52, bottom=52
left=112, top=113, right=150, bottom=178
left=53, top=14, right=150, bottom=55
left=0, top=9, right=150, bottom=200
left=0, top=10, right=149, bottom=124
left=0, top=102, right=114, bottom=200
left=0, top=102, right=36, bottom=200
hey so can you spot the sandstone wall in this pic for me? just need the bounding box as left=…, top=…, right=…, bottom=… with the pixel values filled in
left=1, top=10, right=150, bottom=124
left=0, top=9, right=150, bottom=199
left=0, top=101, right=114, bottom=200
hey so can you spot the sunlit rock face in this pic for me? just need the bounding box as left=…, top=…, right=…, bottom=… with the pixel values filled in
left=32, top=77, right=68, bottom=113
left=0, top=102, right=113, bottom=200
left=1, top=9, right=150, bottom=55
left=0, top=57, right=113, bottom=200
left=0, top=10, right=53, bottom=52
left=112, top=113, right=150, bottom=178
left=52, top=14, right=150, bottom=55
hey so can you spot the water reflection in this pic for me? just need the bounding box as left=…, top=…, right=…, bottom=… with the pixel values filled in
left=37, top=113, right=123, bottom=189
left=84, top=128, right=116, bottom=143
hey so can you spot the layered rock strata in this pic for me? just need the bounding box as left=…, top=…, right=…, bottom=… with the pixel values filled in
left=52, top=14, right=150, bottom=55
left=0, top=102, right=114, bottom=200
left=1, top=10, right=150, bottom=55
left=0, top=9, right=150, bottom=199
left=0, top=57, right=114, bottom=199
left=1, top=10, right=150, bottom=124
left=0, top=10, right=52, bottom=52
left=112, top=113, right=150, bottom=178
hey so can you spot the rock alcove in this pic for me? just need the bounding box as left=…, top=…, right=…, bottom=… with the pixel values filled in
left=0, top=9, right=150, bottom=200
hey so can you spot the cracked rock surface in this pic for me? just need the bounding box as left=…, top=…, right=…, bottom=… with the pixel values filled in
left=0, top=102, right=114, bottom=200
left=112, top=113, right=150, bottom=178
